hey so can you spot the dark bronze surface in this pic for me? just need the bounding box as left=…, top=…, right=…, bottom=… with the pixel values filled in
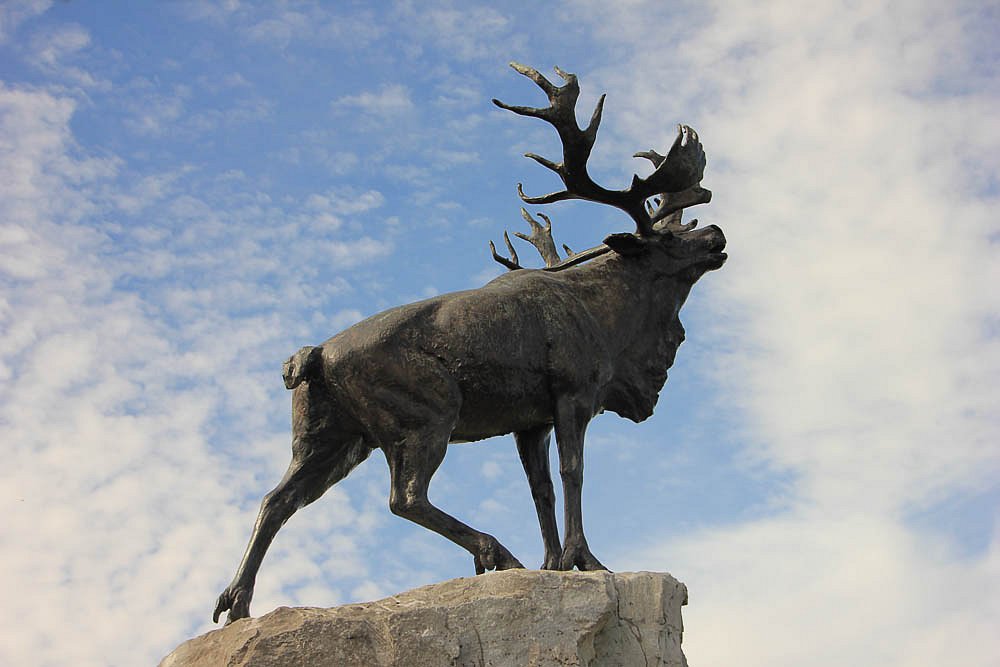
left=214, top=63, right=726, bottom=625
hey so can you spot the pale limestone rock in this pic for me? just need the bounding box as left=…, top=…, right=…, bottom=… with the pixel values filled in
left=161, top=570, right=688, bottom=666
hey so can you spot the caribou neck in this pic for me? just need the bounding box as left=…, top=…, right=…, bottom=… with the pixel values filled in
left=565, top=253, right=690, bottom=422
left=569, top=253, right=687, bottom=351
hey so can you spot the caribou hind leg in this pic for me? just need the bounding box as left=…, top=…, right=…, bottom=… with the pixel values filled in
left=213, top=433, right=370, bottom=624
left=214, top=381, right=372, bottom=624
left=514, top=425, right=561, bottom=569
left=382, top=425, right=524, bottom=574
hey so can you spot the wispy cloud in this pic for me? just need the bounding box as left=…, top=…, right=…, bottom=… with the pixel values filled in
left=0, top=82, right=118, bottom=231
left=178, top=1, right=383, bottom=51
left=121, top=79, right=189, bottom=136
left=111, top=168, right=192, bottom=215
left=332, top=83, right=414, bottom=116
left=25, top=22, right=110, bottom=90
left=623, top=512, right=999, bottom=665
left=30, top=21, right=88, bottom=65
left=0, top=0, right=50, bottom=43
left=1, top=84, right=244, bottom=666
left=306, top=187, right=385, bottom=216
left=0, top=79, right=395, bottom=665
left=393, top=1, right=517, bottom=61
left=2, top=2, right=996, bottom=666
left=580, top=0, right=999, bottom=663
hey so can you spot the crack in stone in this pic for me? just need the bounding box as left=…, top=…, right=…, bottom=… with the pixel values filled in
left=472, top=626, right=485, bottom=667
left=615, top=587, right=649, bottom=667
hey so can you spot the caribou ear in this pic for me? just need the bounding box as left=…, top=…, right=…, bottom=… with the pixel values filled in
left=603, top=233, right=647, bottom=256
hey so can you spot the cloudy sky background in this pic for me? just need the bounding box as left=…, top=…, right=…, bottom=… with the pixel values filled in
left=1, top=1, right=997, bottom=664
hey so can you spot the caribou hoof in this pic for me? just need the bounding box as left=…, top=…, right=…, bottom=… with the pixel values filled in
left=213, top=584, right=251, bottom=625
left=473, top=536, right=525, bottom=574
left=559, top=543, right=609, bottom=572
left=540, top=553, right=561, bottom=570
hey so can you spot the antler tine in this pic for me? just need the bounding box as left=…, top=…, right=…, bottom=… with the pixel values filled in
left=515, top=182, right=575, bottom=206
left=524, top=152, right=561, bottom=175
left=503, top=230, right=519, bottom=265
left=514, top=208, right=561, bottom=267
left=511, top=62, right=560, bottom=98
left=649, top=185, right=713, bottom=224
left=491, top=99, right=549, bottom=120
left=489, top=231, right=522, bottom=271
left=491, top=65, right=561, bottom=121
left=634, top=149, right=666, bottom=168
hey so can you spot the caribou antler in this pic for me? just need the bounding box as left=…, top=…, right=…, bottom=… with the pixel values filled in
left=634, top=152, right=712, bottom=230
left=493, top=63, right=711, bottom=237
left=491, top=208, right=563, bottom=270
left=514, top=208, right=561, bottom=266
left=491, top=208, right=610, bottom=272
left=489, top=232, right=521, bottom=271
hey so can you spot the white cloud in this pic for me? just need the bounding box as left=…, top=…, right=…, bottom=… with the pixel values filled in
left=180, top=2, right=383, bottom=51
left=0, top=0, right=49, bottom=43
left=0, top=84, right=246, bottom=666
left=198, top=71, right=251, bottom=90
left=26, top=22, right=108, bottom=89
left=112, top=168, right=192, bottom=215
left=0, top=80, right=396, bottom=665
left=30, top=21, right=89, bottom=65
left=481, top=459, right=504, bottom=480
left=306, top=188, right=385, bottom=216
left=175, top=0, right=241, bottom=25
left=3, top=2, right=996, bottom=665
left=430, top=148, right=479, bottom=165
left=574, top=0, right=1000, bottom=504
left=619, top=511, right=1000, bottom=666
left=243, top=9, right=310, bottom=47
left=393, top=1, right=516, bottom=61
left=121, top=80, right=189, bottom=136
left=326, top=308, right=364, bottom=331
left=187, top=95, right=273, bottom=132
left=319, top=236, right=394, bottom=267
left=0, top=84, right=118, bottom=281
left=332, top=83, right=414, bottom=116
left=580, top=0, right=999, bottom=664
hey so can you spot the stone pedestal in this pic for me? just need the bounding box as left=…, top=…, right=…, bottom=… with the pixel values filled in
left=161, top=570, right=688, bottom=666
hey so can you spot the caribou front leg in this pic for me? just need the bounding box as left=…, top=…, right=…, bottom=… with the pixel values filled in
left=553, top=399, right=608, bottom=571
left=514, top=426, right=561, bottom=569
left=383, top=426, right=524, bottom=574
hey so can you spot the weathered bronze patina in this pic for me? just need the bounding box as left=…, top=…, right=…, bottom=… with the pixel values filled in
left=214, top=63, right=726, bottom=625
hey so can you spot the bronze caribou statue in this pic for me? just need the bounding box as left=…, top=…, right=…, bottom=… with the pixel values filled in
left=214, top=63, right=726, bottom=624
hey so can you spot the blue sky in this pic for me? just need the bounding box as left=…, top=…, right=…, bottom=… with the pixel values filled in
left=1, top=1, right=998, bottom=665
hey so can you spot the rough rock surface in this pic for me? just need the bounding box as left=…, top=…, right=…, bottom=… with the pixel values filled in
left=161, top=570, right=688, bottom=667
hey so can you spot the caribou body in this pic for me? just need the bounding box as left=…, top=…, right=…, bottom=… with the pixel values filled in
left=214, top=63, right=726, bottom=624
